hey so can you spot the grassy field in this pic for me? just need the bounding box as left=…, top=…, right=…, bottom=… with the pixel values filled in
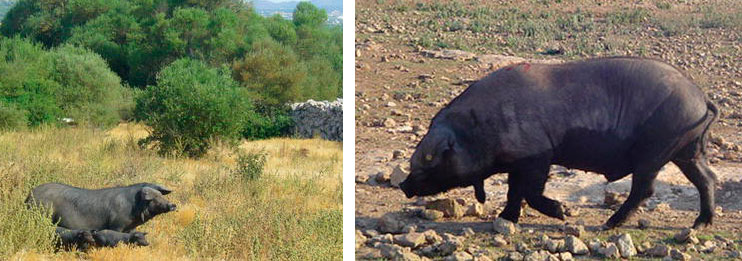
left=0, top=123, right=342, bottom=260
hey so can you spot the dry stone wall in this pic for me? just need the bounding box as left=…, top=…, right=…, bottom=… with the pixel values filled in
left=290, top=98, right=342, bottom=141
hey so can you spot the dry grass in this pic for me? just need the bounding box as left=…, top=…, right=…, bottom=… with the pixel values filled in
left=0, top=123, right=342, bottom=260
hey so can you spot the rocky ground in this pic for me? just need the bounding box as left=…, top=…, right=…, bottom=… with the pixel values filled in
left=355, top=0, right=742, bottom=260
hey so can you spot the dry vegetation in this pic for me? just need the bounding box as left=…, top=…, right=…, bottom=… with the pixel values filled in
left=0, top=123, right=342, bottom=260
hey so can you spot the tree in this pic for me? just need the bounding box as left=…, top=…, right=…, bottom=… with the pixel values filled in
left=293, top=1, right=326, bottom=27
left=134, top=58, right=252, bottom=157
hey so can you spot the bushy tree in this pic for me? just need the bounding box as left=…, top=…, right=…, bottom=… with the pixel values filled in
left=293, top=2, right=327, bottom=27
left=0, top=37, right=129, bottom=127
left=232, top=38, right=306, bottom=106
left=134, top=58, right=252, bottom=157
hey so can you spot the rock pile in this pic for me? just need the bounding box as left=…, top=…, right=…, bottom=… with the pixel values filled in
left=290, top=98, right=342, bottom=141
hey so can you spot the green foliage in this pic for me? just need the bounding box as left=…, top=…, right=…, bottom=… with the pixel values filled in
left=134, top=58, right=252, bottom=158
left=2, top=1, right=341, bottom=141
left=0, top=37, right=128, bottom=128
left=0, top=102, right=28, bottom=130
left=293, top=1, right=327, bottom=27
left=234, top=149, right=267, bottom=181
left=232, top=38, right=305, bottom=106
left=242, top=104, right=294, bottom=140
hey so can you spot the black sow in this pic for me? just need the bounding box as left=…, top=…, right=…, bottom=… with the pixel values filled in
left=400, top=57, right=718, bottom=229
left=27, top=183, right=177, bottom=232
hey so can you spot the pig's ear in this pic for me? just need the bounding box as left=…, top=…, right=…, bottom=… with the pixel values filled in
left=149, top=184, right=173, bottom=195
left=417, top=128, right=453, bottom=163
left=141, top=187, right=161, bottom=201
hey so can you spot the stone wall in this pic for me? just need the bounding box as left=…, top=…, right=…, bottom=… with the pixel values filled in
left=290, top=98, right=342, bottom=141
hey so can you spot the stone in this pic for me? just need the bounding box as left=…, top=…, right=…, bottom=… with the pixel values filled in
left=392, top=149, right=406, bottom=159
left=438, top=239, right=462, bottom=256
left=390, top=164, right=410, bottom=187
left=492, top=234, right=508, bottom=247
left=289, top=98, right=342, bottom=141
left=364, top=229, right=379, bottom=238
left=638, top=218, right=651, bottom=229
left=564, top=207, right=579, bottom=217
left=402, top=224, right=417, bottom=234
left=420, top=245, right=437, bottom=257
left=557, top=252, right=573, bottom=261
left=516, top=242, right=530, bottom=253
left=699, top=240, right=716, bottom=253
left=646, top=244, right=670, bottom=257
left=545, top=239, right=565, bottom=253
left=653, top=202, right=671, bottom=212
left=670, top=249, right=691, bottom=261
left=565, top=235, right=589, bottom=255
left=375, top=171, right=391, bottom=183
left=356, top=247, right=383, bottom=259
left=493, top=217, right=520, bottom=235
left=563, top=224, right=584, bottom=237
left=395, top=232, right=426, bottom=248
left=636, top=241, right=652, bottom=253
left=462, top=227, right=475, bottom=237
left=356, top=230, right=367, bottom=248
left=370, top=233, right=394, bottom=244
left=383, top=118, right=397, bottom=127
left=604, top=191, right=624, bottom=206
left=504, top=251, right=524, bottom=261
left=613, top=233, right=637, bottom=258
left=524, top=250, right=559, bottom=261
left=355, top=174, right=369, bottom=183
left=444, top=251, right=474, bottom=261
left=465, top=203, right=484, bottom=217
left=386, top=101, right=397, bottom=107
left=426, top=199, right=464, bottom=218
left=587, top=239, right=604, bottom=253
left=598, top=243, right=620, bottom=259
left=423, top=229, right=442, bottom=244
left=674, top=228, right=696, bottom=244
left=378, top=212, right=404, bottom=233
left=421, top=209, right=444, bottom=221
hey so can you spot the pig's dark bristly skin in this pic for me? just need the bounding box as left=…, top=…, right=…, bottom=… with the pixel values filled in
left=26, top=183, right=176, bottom=232
left=92, top=230, right=149, bottom=247
left=55, top=227, right=94, bottom=252
left=400, top=57, right=719, bottom=229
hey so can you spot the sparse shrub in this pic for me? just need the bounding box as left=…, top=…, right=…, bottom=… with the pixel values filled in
left=0, top=196, right=57, bottom=256
left=235, top=150, right=267, bottom=181
left=134, top=58, right=252, bottom=158
left=607, top=8, right=649, bottom=25
left=0, top=102, right=28, bottom=131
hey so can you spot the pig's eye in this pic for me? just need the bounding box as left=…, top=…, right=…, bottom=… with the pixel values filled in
left=425, top=154, right=433, bottom=161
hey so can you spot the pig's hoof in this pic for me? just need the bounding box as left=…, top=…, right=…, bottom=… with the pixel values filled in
left=692, top=215, right=713, bottom=229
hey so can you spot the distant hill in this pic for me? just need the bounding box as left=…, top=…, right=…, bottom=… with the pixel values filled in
left=251, top=0, right=342, bottom=13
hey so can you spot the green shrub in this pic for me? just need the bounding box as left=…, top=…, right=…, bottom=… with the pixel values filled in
left=242, top=104, right=294, bottom=140
left=0, top=37, right=128, bottom=128
left=0, top=102, right=28, bottom=131
left=134, top=58, right=252, bottom=158
left=234, top=150, right=267, bottom=181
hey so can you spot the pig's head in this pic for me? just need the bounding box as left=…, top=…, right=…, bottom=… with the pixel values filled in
left=76, top=230, right=95, bottom=251
left=129, top=231, right=149, bottom=246
left=139, top=187, right=176, bottom=220
left=400, top=125, right=489, bottom=203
